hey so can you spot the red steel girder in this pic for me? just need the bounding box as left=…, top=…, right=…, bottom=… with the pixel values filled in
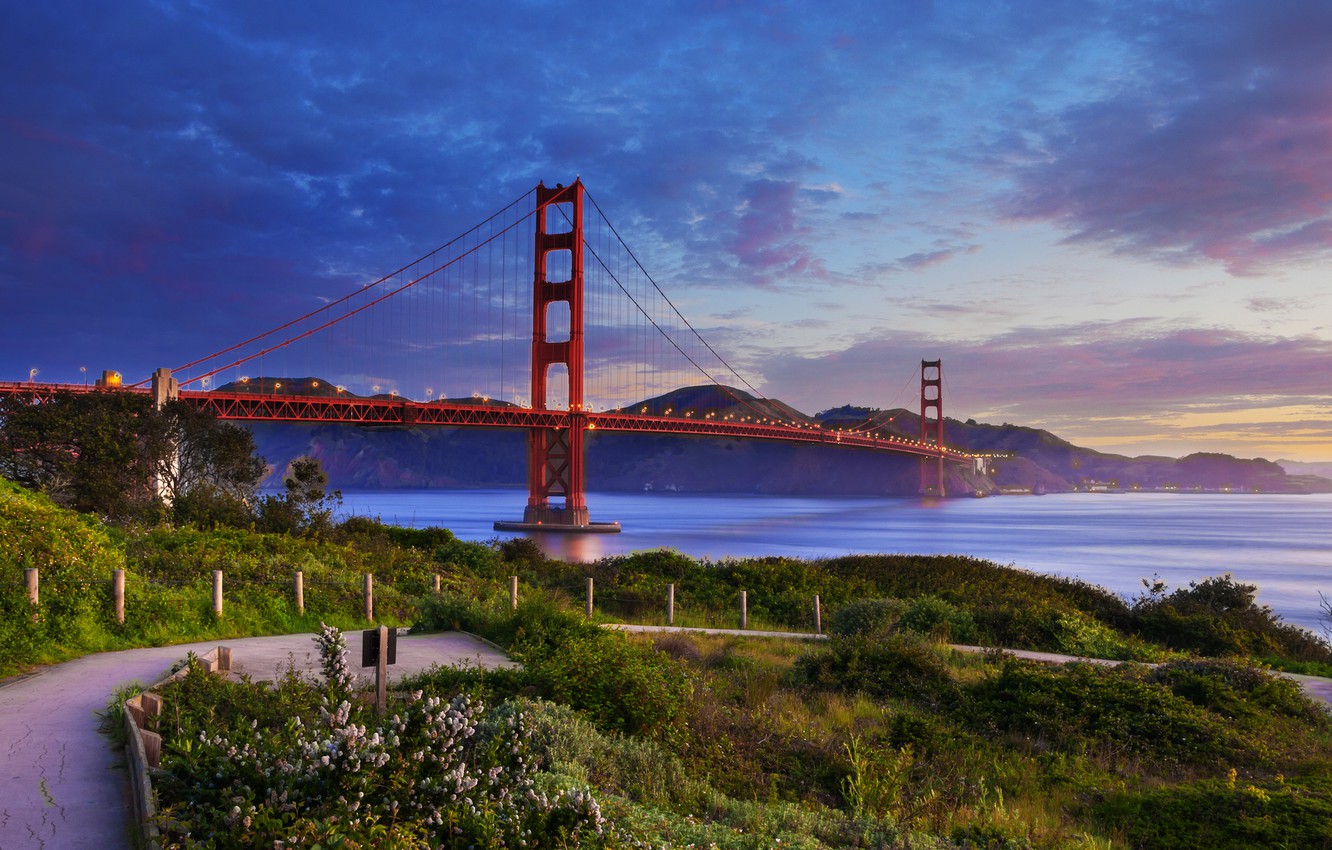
left=2, top=382, right=972, bottom=464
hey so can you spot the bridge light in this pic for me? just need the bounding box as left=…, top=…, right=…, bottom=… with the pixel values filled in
left=28, top=368, right=37, bottom=383
left=274, top=382, right=281, bottom=390
left=336, top=385, right=345, bottom=393
left=312, top=381, right=319, bottom=388
left=240, top=376, right=249, bottom=383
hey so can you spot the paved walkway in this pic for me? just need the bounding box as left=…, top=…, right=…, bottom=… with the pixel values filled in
left=0, top=631, right=514, bottom=850
left=609, top=624, right=1332, bottom=706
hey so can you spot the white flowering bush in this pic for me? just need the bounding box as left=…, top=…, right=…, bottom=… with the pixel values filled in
left=314, top=620, right=355, bottom=695
left=152, top=634, right=629, bottom=848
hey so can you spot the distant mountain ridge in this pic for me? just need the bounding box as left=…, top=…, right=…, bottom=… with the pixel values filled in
left=231, top=379, right=1332, bottom=496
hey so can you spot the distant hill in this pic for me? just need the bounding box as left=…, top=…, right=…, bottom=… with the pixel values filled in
left=236, top=380, right=1332, bottom=496
left=1280, top=459, right=1332, bottom=480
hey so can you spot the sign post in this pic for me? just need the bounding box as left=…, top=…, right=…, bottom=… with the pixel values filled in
left=361, top=626, right=397, bottom=715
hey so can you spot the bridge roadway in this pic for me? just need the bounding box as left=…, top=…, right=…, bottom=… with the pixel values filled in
left=0, top=383, right=973, bottom=463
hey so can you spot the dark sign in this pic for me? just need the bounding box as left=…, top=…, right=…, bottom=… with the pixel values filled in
left=361, top=628, right=398, bottom=667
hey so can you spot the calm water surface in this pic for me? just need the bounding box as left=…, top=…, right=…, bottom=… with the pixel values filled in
left=338, top=490, right=1332, bottom=631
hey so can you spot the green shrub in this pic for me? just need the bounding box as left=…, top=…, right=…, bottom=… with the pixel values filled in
left=900, top=595, right=977, bottom=643
left=1046, top=610, right=1161, bottom=662
left=968, top=659, right=1244, bottom=767
left=531, top=630, right=694, bottom=742
left=1132, top=574, right=1332, bottom=664
left=792, top=633, right=958, bottom=705
left=1094, top=777, right=1332, bottom=849
left=828, top=598, right=906, bottom=637
left=1149, top=659, right=1326, bottom=721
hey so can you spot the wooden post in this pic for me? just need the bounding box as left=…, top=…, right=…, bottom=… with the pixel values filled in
left=740, top=590, right=748, bottom=630
left=294, top=571, right=304, bottom=616
left=25, top=568, right=38, bottom=609
left=141, top=729, right=163, bottom=770
left=376, top=624, right=388, bottom=716
left=364, top=573, right=374, bottom=621
left=113, top=570, right=125, bottom=625
left=510, top=575, right=518, bottom=610
left=432, top=574, right=441, bottom=594
left=667, top=583, right=675, bottom=626
left=814, top=594, right=822, bottom=634
left=586, top=577, right=594, bottom=617
left=212, top=570, right=223, bottom=618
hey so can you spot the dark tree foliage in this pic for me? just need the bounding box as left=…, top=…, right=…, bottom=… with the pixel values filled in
left=258, top=455, right=342, bottom=536
left=0, top=390, right=265, bottom=524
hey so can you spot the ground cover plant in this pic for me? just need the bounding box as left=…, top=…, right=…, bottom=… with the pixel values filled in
left=149, top=627, right=626, bottom=849
left=504, top=543, right=1332, bottom=670
left=154, top=597, right=1332, bottom=848
left=0, top=479, right=499, bottom=676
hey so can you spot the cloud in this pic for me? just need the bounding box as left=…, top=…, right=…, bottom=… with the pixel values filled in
left=753, top=321, right=1332, bottom=446
left=1000, top=0, right=1332, bottom=275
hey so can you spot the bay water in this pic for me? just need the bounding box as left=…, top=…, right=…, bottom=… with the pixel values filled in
left=338, top=489, right=1332, bottom=632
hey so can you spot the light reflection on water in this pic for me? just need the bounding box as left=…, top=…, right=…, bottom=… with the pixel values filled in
left=339, top=490, right=1332, bottom=631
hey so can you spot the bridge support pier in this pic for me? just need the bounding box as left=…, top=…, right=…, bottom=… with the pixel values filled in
left=919, top=359, right=946, bottom=497
left=496, top=180, right=620, bottom=534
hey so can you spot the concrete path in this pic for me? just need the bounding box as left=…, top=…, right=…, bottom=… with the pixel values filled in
left=0, top=631, right=514, bottom=850
left=609, top=623, right=1332, bottom=706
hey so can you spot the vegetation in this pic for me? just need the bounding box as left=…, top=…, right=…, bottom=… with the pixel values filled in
left=0, top=390, right=264, bottom=523
left=146, top=600, right=1332, bottom=849
left=4, top=392, right=1332, bottom=847
left=0, top=478, right=497, bottom=676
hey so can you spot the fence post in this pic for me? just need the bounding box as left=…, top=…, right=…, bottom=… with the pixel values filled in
left=586, top=577, right=594, bottom=617
left=25, top=568, right=38, bottom=620
left=376, top=624, right=389, bottom=716
left=510, top=576, right=518, bottom=611
left=113, top=570, right=125, bottom=625
left=740, top=590, right=748, bottom=630
left=294, top=571, right=304, bottom=616
left=814, top=594, right=822, bottom=634
left=212, top=570, right=223, bottom=618
left=667, top=583, right=675, bottom=626
left=432, top=574, right=441, bottom=594
left=364, top=574, right=374, bottom=621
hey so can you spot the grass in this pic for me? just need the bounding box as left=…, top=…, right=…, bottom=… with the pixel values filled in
left=8, top=476, right=1332, bottom=846
left=150, top=600, right=1332, bottom=848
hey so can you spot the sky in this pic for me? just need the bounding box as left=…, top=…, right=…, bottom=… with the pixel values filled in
left=3, top=0, right=1331, bottom=462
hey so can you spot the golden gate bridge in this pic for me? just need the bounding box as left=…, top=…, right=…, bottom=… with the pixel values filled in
left=1, top=180, right=971, bottom=531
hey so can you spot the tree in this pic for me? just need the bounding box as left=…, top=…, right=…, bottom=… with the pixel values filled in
left=152, top=400, right=266, bottom=525
left=0, top=390, right=266, bottom=524
left=0, top=390, right=160, bottom=519
left=258, top=456, right=341, bottom=536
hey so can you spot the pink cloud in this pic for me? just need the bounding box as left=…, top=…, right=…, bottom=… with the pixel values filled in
left=1000, top=1, right=1332, bottom=275
left=754, top=321, right=1332, bottom=435
left=727, top=179, right=817, bottom=276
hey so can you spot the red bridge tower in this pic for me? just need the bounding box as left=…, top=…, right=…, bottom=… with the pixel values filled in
left=496, top=180, right=620, bottom=533
left=919, top=359, right=946, bottom=497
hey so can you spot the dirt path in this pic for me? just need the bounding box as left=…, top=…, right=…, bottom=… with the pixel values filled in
left=0, top=631, right=513, bottom=850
